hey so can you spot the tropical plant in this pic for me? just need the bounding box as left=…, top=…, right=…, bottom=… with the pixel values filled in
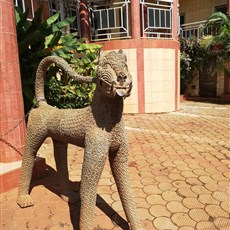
left=200, top=12, right=230, bottom=74
left=15, top=6, right=102, bottom=113
left=45, top=42, right=101, bottom=109
left=180, top=37, right=206, bottom=94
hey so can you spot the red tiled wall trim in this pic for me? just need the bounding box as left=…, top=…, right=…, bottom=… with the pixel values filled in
left=175, top=49, right=179, bottom=111
left=0, top=157, right=47, bottom=193
left=136, top=47, right=145, bottom=113
left=101, top=39, right=180, bottom=50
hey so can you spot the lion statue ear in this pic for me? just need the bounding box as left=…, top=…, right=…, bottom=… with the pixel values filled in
left=118, top=49, right=127, bottom=62
left=98, top=49, right=105, bottom=64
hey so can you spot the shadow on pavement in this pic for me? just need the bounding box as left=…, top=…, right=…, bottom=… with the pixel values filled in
left=30, top=165, right=129, bottom=230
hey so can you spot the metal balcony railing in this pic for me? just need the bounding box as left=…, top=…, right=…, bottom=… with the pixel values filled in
left=140, top=0, right=173, bottom=39
left=90, top=0, right=131, bottom=41
left=180, top=20, right=219, bottom=39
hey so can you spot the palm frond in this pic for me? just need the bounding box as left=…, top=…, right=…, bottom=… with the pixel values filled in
left=205, top=11, right=230, bottom=28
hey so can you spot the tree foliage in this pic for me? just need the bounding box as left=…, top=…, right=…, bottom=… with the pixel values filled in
left=200, top=12, right=230, bottom=74
left=180, top=37, right=206, bottom=94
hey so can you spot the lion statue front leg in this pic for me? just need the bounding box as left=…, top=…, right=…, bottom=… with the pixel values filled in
left=109, top=141, right=144, bottom=230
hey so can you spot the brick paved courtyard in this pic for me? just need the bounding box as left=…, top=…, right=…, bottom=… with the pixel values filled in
left=1, top=101, right=230, bottom=230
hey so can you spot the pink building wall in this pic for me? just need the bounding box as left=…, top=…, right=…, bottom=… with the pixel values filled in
left=0, top=0, right=26, bottom=191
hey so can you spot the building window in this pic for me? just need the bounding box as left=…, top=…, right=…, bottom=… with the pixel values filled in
left=90, top=0, right=131, bottom=41
left=215, top=4, right=227, bottom=15
left=141, top=0, right=173, bottom=39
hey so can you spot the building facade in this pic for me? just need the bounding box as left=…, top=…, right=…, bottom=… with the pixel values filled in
left=15, top=0, right=180, bottom=113
left=180, top=0, right=230, bottom=100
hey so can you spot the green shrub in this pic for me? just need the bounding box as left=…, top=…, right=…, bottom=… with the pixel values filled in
left=180, top=37, right=206, bottom=94
left=15, top=6, right=102, bottom=113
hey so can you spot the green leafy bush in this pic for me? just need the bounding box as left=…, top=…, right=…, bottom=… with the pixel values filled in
left=180, top=37, right=206, bottom=94
left=45, top=42, right=101, bottom=109
left=200, top=12, right=230, bottom=74
left=15, top=6, right=102, bottom=113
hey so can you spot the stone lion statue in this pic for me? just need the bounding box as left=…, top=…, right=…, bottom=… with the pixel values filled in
left=17, top=50, right=144, bottom=230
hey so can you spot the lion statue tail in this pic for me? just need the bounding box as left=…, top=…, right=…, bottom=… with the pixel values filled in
left=35, top=56, right=93, bottom=105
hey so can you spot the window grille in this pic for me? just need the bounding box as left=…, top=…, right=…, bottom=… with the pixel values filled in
left=48, top=0, right=80, bottom=34
left=14, top=0, right=25, bottom=11
left=90, top=0, right=131, bottom=41
left=141, top=0, right=173, bottom=39
left=14, top=0, right=35, bottom=21
left=180, top=20, right=221, bottom=39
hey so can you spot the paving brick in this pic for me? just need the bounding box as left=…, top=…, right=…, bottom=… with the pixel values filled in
left=35, top=201, right=58, bottom=216
left=181, top=171, right=198, bottom=178
left=27, top=213, right=52, bottom=229
left=205, top=183, right=224, bottom=192
left=172, top=180, right=191, bottom=188
left=166, top=201, right=188, bottom=213
left=193, top=169, right=210, bottom=176
left=205, top=204, right=229, bottom=218
left=141, top=177, right=157, bottom=186
left=182, top=197, right=204, bottom=209
left=154, top=175, right=171, bottom=183
left=135, top=197, right=150, bottom=209
left=140, top=220, right=156, bottom=230
left=1, top=198, right=19, bottom=210
left=214, top=217, right=230, bottom=230
left=186, top=177, right=203, bottom=186
left=146, top=194, right=167, bottom=205
left=133, top=187, right=146, bottom=198
left=173, top=160, right=187, bottom=166
left=191, top=185, right=211, bottom=195
left=158, top=182, right=176, bottom=192
left=48, top=224, right=72, bottom=230
left=94, top=214, right=115, bottom=229
left=137, top=207, right=154, bottom=221
left=143, top=184, right=162, bottom=195
left=188, top=164, right=203, bottom=171
left=168, top=173, right=185, bottom=180
left=220, top=201, right=230, bottom=213
left=178, top=227, right=195, bottom=230
left=97, top=185, right=113, bottom=194
left=149, top=204, right=171, bottom=217
left=212, top=191, right=229, bottom=202
left=111, top=200, right=123, bottom=212
left=5, top=188, right=18, bottom=200
left=196, top=221, right=217, bottom=230
left=198, top=175, right=217, bottom=184
left=99, top=178, right=113, bottom=186
left=204, top=167, right=220, bottom=174
left=216, top=165, right=229, bottom=173
left=177, top=187, right=197, bottom=198
left=12, top=206, right=36, bottom=220
left=198, top=194, right=220, bottom=205
left=171, top=213, right=196, bottom=227
left=217, top=180, right=229, bottom=189
left=153, top=217, right=177, bottom=230
left=50, top=210, right=72, bottom=226
left=162, top=191, right=183, bottom=202
left=188, top=208, right=209, bottom=222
